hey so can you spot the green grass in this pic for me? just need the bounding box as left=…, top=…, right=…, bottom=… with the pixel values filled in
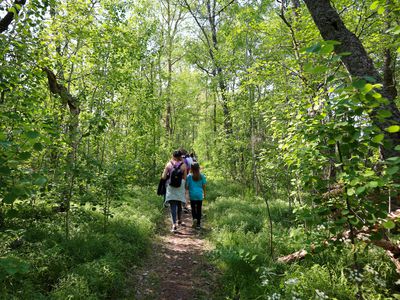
left=0, top=185, right=162, bottom=299
left=205, top=182, right=398, bottom=300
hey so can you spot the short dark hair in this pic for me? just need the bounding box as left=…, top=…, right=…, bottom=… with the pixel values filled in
left=173, top=150, right=182, bottom=158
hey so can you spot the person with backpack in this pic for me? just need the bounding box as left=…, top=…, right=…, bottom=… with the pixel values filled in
left=161, top=150, right=187, bottom=233
left=185, top=162, right=206, bottom=230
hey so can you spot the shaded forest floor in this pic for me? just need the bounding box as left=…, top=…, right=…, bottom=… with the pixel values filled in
left=128, top=206, right=219, bottom=300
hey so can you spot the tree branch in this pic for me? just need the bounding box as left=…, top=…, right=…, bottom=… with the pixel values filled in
left=42, top=67, right=80, bottom=115
left=0, top=0, right=27, bottom=33
left=215, top=0, right=235, bottom=16
left=278, top=209, right=400, bottom=273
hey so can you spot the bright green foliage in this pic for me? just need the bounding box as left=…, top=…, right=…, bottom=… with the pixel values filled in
left=206, top=183, right=397, bottom=299
left=0, top=0, right=399, bottom=298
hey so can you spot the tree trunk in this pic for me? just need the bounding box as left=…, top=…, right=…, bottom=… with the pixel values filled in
left=303, top=0, right=400, bottom=158
left=183, top=0, right=233, bottom=135
left=0, top=0, right=26, bottom=33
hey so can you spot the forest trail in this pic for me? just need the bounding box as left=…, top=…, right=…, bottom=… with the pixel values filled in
left=129, top=207, right=218, bottom=300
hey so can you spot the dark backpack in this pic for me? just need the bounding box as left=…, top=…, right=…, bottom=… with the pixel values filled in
left=169, top=162, right=183, bottom=187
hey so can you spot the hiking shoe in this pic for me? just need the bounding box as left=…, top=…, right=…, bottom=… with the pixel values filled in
left=171, top=225, right=177, bottom=233
left=192, top=219, right=197, bottom=228
left=196, top=224, right=201, bottom=230
left=178, top=221, right=186, bottom=227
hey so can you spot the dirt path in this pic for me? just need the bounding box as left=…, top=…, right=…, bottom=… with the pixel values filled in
left=132, top=208, right=218, bottom=300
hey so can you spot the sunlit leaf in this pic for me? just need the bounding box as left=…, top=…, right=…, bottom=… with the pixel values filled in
left=372, top=134, right=384, bottom=143
left=347, top=188, right=355, bottom=196
left=377, top=6, right=385, bottom=14
left=368, top=181, right=378, bottom=188
left=383, top=220, right=395, bottom=230
left=385, top=125, right=400, bottom=133
left=370, top=1, right=380, bottom=10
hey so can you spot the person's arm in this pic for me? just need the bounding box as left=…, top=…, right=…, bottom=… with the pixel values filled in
left=181, top=164, right=187, bottom=180
left=161, top=162, right=170, bottom=180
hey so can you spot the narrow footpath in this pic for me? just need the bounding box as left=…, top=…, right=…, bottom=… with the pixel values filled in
left=131, top=208, right=218, bottom=300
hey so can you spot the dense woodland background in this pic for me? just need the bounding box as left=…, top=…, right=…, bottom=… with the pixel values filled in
left=0, top=0, right=400, bottom=299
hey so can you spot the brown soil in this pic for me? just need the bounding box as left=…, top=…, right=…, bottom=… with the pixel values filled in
left=129, top=207, right=219, bottom=300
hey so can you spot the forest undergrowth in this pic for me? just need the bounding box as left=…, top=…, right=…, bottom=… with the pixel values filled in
left=0, top=186, right=162, bottom=299
left=205, top=175, right=399, bottom=300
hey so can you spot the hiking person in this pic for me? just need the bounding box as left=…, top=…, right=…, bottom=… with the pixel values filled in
left=180, top=148, right=192, bottom=173
left=190, top=152, right=197, bottom=162
left=186, top=162, right=206, bottom=229
left=180, top=148, right=192, bottom=213
left=162, top=150, right=187, bottom=233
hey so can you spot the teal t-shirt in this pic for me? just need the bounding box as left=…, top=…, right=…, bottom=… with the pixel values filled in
left=186, top=174, right=206, bottom=201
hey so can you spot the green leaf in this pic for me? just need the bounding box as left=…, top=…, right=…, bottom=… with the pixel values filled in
left=387, top=25, right=400, bottom=35
left=372, top=134, right=384, bottom=143
left=385, top=125, right=400, bottom=133
left=3, top=191, right=18, bottom=204
left=356, top=186, right=366, bottom=195
left=395, top=145, right=400, bottom=151
left=320, top=44, right=334, bottom=54
left=33, top=143, right=44, bottom=151
left=25, top=131, right=40, bottom=139
left=305, top=43, right=321, bottom=53
left=352, top=79, right=366, bottom=89
left=386, top=166, right=399, bottom=175
left=368, top=181, right=378, bottom=188
left=0, top=257, right=30, bottom=276
left=378, top=110, right=392, bottom=118
left=349, top=218, right=359, bottom=225
left=383, top=220, right=396, bottom=230
left=347, top=188, right=355, bottom=196
left=7, top=7, right=17, bottom=15
left=364, top=170, right=375, bottom=177
left=386, top=157, right=400, bottom=164
left=362, top=83, right=374, bottom=93
left=304, top=62, right=313, bottom=73
left=367, top=214, right=377, bottom=224
left=377, top=6, right=385, bottom=14
left=18, top=152, right=31, bottom=160
left=33, top=177, right=47, bottom=186
left=0, top=166, right=11, bottom=175
left=363, top=75, right=377, bottom=83
left=311, top=66, right=328, bottom=74
left=370, top=1, right=379, bottom=10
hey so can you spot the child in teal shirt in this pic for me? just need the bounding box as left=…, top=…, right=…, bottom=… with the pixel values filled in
left=186, top=162, right=206, bottom=229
